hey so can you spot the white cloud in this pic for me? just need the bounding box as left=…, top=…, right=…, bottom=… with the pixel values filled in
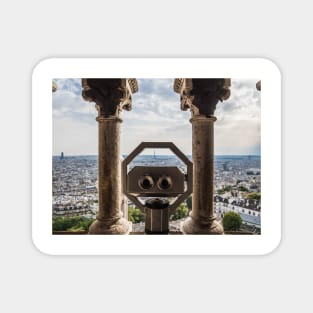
left=215, top=78, right=261, bottom=155
left=52, top=78, right=260, bottom=155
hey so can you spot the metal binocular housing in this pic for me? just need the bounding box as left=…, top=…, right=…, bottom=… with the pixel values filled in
left=127, top=166, right=185, bottom=197
left=122, top=142, right=193, bottom=234
left=122, top=142, right=193, bottom=215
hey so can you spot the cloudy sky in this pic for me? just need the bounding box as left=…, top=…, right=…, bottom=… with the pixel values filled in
left=52, top=79, right=260, bottom=156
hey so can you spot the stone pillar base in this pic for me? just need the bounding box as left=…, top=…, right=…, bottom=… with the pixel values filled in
left=89, top=217, right=130, bottom=235
left=181, top=217, right=224, bottom=235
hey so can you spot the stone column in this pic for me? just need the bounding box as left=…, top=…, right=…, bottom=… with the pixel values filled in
left=174, top=78, right=231, bottom=234
left=82, top=79, right=138, bottom=234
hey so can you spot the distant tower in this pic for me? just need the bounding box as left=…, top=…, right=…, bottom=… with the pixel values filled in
left=61, top=152, right=64, bottom=159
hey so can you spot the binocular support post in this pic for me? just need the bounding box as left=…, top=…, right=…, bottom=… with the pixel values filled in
left=144, top=198, right=169, bottom=234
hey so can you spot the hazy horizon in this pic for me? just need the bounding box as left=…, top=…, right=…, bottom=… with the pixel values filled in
left=53, top=153, right=261, bottom=157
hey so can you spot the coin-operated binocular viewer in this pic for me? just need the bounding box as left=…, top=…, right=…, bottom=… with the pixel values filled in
left=122, top=142, right=193, bottom=234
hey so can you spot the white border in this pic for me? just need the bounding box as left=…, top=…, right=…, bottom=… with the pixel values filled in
left=32, top=58, right=281, bottom=255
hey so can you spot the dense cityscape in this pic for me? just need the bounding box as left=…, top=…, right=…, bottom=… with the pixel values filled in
left=53, top=153, right=261, bottom=234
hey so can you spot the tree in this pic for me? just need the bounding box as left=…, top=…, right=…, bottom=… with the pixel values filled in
left=171, top=203, right=189, bottom=221
left=247, top=192, right=261, bottom=200
left=238, top=186, right=249, bottom=192
left=186, top=196, right=192, bottom=210
left=52, top=216, right=94, bottom=232
left=222, top=211, right=242, bottom=231
left=128, top=207, right=145, bottom=223
left=223, top=185, right=232, bottom=192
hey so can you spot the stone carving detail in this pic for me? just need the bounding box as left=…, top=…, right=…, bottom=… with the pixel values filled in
left=82, top=79, right=138, bottom=118
left=174, top=78, right=231, bottom=116
left=174, top=78, right=231, bottom=234
left=127, top=79, right=139, bottom=93
left=52, top=81, right=57, bottom=92
left=81, top=78, right=138, bottom=234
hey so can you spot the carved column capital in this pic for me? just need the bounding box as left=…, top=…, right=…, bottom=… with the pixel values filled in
left=174, top=78, right=231, bottom=117
left=52, top=81, right=57, bottom=92
left=82, top=79, right=138, bottom=118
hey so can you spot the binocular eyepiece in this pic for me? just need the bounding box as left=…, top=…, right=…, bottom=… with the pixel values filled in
left=126, top=166, right=186, bottom=197
left=138, top=174, right=173, bottom=191
left=157, top=175, right=172, bottom=190
left=138, top=175, right=154, bottom=190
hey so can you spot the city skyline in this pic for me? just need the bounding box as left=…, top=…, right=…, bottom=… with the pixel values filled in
left=52, top=78, right=261, bottom=156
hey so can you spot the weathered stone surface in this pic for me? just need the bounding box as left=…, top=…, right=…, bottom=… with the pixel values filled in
left=181, top=217, right=223, bottom=234
left=96, top=117, right=123, bottom=220
left=52, top=81, right=57, bottom=92
left=88, top=216, right=130, bottom=235
left=175, top=78, right=231, bottom=234
left=174, top=78, right=231, bottom=116
left=82, top=79, right=137, bottom=117
left=82, top=78, right=138, bottom=234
